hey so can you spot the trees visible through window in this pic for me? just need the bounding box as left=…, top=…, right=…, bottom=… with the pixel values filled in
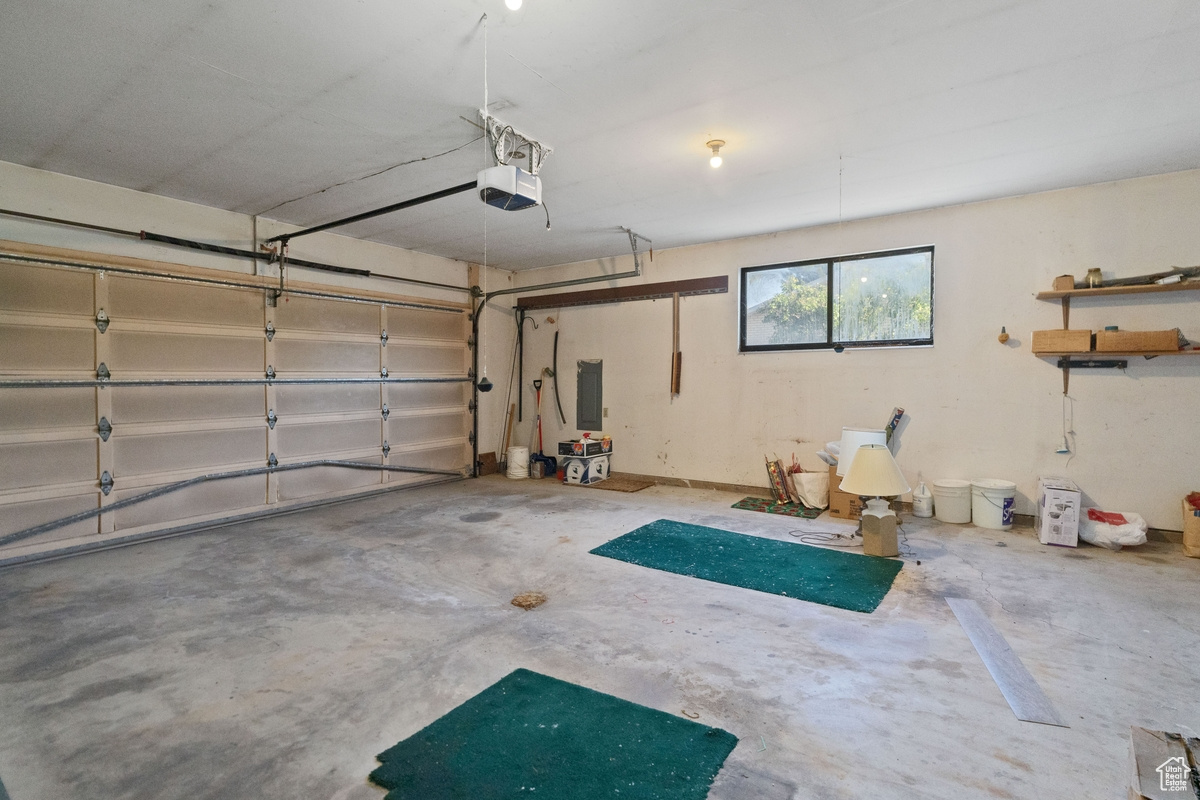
left=740, top=246, right=933, bottom=351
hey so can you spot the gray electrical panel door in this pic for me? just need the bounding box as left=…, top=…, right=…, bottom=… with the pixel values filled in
left=576, top=360, right=602, bottom=430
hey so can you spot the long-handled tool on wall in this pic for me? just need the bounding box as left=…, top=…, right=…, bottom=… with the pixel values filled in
left=528, top=378, right=557, bottom=477
left=670, top=291, right=682, bottom=395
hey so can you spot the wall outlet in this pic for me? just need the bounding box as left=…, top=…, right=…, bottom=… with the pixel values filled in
left=603, top=407, right=608, bottom=418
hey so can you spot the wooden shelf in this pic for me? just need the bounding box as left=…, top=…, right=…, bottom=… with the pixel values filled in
left=1035, top=278, right=1198, bottom=393
left=1036, top=281, right=1200, bottom=300
left=1034, top=350, right=1200, bottom=358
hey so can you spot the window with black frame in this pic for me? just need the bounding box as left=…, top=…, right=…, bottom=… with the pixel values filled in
left=739, top=246, right=934, bottom=352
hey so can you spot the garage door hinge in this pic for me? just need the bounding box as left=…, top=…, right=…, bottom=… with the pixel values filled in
left=96, top=363, right=111, bottom=381
left=95, top=309, right=110, bottom=333
left=467, top=367, right=475, bottom=379
left=380, top=330, right=388, bottom=346
left=267, top=409, right=277, bottom=429
left=267, top=453, right=278, bottom=468
left=381, top=404, right=390, bottom=420
left=468, top=399, right=477, bottom=413
left=266, top=365, right=276, bottom=380
left=265, top=322, right=276, bottom=341
left=468, top=431, right=476, bottom=445
left=99, top=471, right=114, bottom=495
left=382, top=441, right=391, bottom=456
left=98, top=417, right=112, bottom=441
left=467, top=335, right=475, bottom=349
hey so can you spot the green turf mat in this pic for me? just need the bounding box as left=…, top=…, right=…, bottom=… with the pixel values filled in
left=370, top=668, right=738, bottom=800
left=731, top=496, right=822, bottom=518
left=590, top=519, right=902, bottom=613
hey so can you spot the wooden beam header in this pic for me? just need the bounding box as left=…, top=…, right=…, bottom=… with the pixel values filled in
left=516, top=275, right=727, bottom=311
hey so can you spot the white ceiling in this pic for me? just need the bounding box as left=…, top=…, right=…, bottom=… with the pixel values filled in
left=2, top=0, right=1199, bottom=270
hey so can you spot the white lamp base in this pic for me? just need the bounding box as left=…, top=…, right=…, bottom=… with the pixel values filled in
left=860, top=496, right=899, bottom=557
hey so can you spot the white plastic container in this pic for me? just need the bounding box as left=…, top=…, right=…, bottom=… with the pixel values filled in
left=506, top=446, right=529, bottom=479
left=972, top=478, right=1016, bottom=530
left=932, top=479, right=972, bottom=523
left=912, top=482, right=933, bottom=518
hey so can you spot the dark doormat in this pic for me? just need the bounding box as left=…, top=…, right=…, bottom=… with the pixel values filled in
left=370, top=668, right=738, bottom=800
left=590, top=519, right=903, bottom=613
left=731, top=496, right=822, bottom=518
left=569, top=475, right=656, bottom=492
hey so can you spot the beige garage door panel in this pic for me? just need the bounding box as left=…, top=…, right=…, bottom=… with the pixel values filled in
left=0, top=494, right=99, bottom=542
left=0, top=439, right=96, bottom=491
left=108, top=275, right=262, bottom=327
left=113, top=429, right=265, bottom=476
left=111, top=385, right=264, bottom=424
left=115, top=474, right=265, bottom=531
left=0, top=263, right=93, bottom=314
left=274, top=296, right=379, bottom=334
left=274, top=384, right=379, bottom=415
left=388, top=307, right=465, bottom=340
left=393, top=444, right=470, bottom=472
left=0, top=255, right=470, bottom=559
left=389, top=343, right=466, bottom=375
left=277, top=463, right=382, bottom=501
left=275, top=419, right=379, bottom=458
left=109, top=330, right=263, bottom=373
left=0, top=325, right=94, bottom=372
left=0, top=387, right=95, bottom=431
left=388, top=382, right=468, bottom=410
left=388, top=412, right=468, bottom=445
left=274, top=339, right=379, bottom=374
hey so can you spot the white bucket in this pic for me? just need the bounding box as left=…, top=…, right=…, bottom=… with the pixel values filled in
left=506, top=446, right=529, bottom=479
left=972, top=479, right=1016, bottom=530
left=932, top=479, right=972, bottom=523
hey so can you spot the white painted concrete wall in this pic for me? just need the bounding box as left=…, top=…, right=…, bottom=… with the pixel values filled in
left=501, top=170, right=1200, bottom=529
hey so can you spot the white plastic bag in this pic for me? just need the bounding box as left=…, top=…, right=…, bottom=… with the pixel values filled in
left=1079, top=508, right=1148, bottom=551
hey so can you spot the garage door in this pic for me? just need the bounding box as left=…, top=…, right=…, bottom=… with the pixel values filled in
left=0, top=245, right=472, bottom=562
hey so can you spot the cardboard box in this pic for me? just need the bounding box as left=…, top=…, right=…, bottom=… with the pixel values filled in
left=1183, top=498, right=1200, bottom=558
left=1053, top=274, right=1076, bottom=291
left=828, top=464, right=865, bottom=520
left=1037, top=476, right=1080, bottom=547
left=562, top=453, right=609, bottom=485
left=557, top=439, right=612, bottom=456
left=1031, top=329, right=1093, bottom=353
left=1094, top=328, right=1182, bottom=353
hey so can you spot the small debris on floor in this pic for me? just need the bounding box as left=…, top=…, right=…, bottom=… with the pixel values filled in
left=511, top=591, right=548, bottom=610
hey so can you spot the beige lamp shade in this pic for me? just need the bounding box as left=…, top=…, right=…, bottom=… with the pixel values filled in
left=838, top=444, right=910, bottom=497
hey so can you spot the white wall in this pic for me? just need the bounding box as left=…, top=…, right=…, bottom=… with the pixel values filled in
left=497, top=170, right=1200, bottom=529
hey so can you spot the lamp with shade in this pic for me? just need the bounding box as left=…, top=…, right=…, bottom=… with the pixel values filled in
left=838, top=443, right=910, bottom=557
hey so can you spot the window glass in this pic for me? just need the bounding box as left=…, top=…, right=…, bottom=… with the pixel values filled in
left=739, top=246, right=933, bottom=352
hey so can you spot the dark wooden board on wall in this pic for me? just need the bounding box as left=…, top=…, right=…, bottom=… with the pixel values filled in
left=516, top=276, right=728, bottom=311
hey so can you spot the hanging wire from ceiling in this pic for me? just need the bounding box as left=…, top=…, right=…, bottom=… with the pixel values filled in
left=480, top=113, right=553, bottom=174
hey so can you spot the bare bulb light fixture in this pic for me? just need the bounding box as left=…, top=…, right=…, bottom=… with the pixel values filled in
left=505, top=0, right=522, bottom=9
left=707, top=139, right=725, bottom=168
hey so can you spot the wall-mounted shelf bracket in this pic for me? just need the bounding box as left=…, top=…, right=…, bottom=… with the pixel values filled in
left=1055, top=358, right=1127, bottom=370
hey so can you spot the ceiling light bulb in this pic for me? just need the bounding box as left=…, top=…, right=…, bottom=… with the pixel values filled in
left=707, top=139, right=725, bottom=169
left=505, top=0, right=522, bottom=9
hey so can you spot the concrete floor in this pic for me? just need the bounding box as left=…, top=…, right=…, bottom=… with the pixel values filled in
left=1, top=476, right=1197, bottom=799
